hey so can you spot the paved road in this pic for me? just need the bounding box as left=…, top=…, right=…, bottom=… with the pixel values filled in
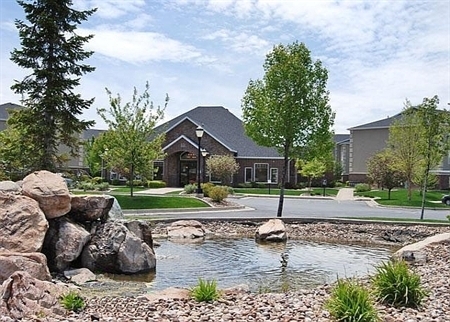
left=136, top=196, right=450, bottom=221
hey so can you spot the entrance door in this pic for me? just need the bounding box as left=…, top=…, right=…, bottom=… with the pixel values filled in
left=180, top=160, right=197, bottom=187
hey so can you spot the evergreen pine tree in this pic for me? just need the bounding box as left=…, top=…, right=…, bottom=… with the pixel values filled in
left=9, top=0, right=97, bottom=171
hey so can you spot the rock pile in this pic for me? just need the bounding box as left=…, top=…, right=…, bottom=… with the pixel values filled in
left=0, top=171, right=157, bottom=319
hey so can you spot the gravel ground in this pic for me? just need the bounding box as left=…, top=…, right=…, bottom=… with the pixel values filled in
left=10, top=221, right=450, bottom=321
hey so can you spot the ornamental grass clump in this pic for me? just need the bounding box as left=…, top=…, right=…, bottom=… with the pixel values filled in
left=190, top=278, right=221, bottom=302
left=59, top=291, right=85, bottom=312
left=325, top=278, right=379, bottom=322
left=371, top=259, right=428, bottom=308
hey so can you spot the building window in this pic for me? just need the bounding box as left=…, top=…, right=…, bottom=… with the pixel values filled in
left=245, top=167, right=253, bottom=183
left=153, top=161, right=164, bottom=180
left=270, top=168, right=278, bottom=183
left=254, top=163, right=269, bottom=182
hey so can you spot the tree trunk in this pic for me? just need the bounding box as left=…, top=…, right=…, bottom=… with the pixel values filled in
left=277, top=145, right=290, bottom=217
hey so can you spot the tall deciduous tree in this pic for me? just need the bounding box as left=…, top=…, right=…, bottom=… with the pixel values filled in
left=206, top=154, right=240, bottom=186
left=97, top=82, right=168, bottom=197
left=414, top=96, right=450, bottom=219
left=9, top=0, right=97, bottom=171
left=388, top=103, right=422, bottom=201
left=242, top=41, right=334, bottom=217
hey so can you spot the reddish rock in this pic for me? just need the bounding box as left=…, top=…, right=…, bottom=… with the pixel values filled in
left=22, top=170, right=71, bottom=219
left=0, top=192, right=48, bottom=252
left=0, top=251, right=51, bottom=283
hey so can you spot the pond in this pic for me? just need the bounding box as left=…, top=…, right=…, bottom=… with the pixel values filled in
left=103, top=238, right=393, bottom=294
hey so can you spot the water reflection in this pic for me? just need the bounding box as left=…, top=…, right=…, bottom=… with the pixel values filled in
left=105, top=238, right=392, bottom=293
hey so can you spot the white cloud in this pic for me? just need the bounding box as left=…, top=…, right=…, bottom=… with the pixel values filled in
left=80, top=28, right=204, bottom=64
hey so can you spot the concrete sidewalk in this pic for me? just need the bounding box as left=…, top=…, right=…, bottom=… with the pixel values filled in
left=335, top=187, right=355, bottom=200
left=134, top=187, right=183, bottom=195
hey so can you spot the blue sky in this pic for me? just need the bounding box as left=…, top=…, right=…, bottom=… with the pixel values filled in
left=0, top=0, right=449, bottom=133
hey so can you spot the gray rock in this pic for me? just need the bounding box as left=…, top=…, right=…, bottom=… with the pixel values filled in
left=255, top=219, right=288, bottom=242
left=64, top=268, right=97, bottom=285
left=0, top=181, right=21, bottom=194
left=69, top=195, right=114, bottom=223
left=167, top=220, right=205, bottom=239
left=124, top=220, right=154, bottom=248
left=0, top=192, right=48, bottom=252
left=81, top=221, right=156, bottom=274
left=42, top=217, right=91, bottom=272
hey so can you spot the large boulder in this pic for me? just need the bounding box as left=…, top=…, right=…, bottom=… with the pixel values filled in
left=0, top=181, right=21, bottom=194
left=393, top=232, right=450, bottom=264
left=42, top=217, right=91, bottom=272
left=167, top=220, right=205, bottom=239
left=0, top=271, right=70, bottom=320
left=255, top=219, right=288, bottom=242
left=124, top=220, right=154, bottom=248
left=22, top=170, right=71, bottom=219
left=69, top=195, right=114, bottom=223
left=0, top=192, right=48, bottom=252
left=0, top=251, right=51, bottom=284
left=81, top=221, right=156, bottom=274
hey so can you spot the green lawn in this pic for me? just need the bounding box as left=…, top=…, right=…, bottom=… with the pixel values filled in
left=112, top=195, right=209, bottom=210
left=109, top=186, right=150, bottom=193
left=233, top=187, right=339, bottom=197
left=356, top=189, right=449, bottom=208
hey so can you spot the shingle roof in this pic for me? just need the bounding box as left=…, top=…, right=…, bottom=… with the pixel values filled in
left=0, top=102, right=23, bottom=120
left=156, top=106, right=281, bottom=158
left=348, top=112, right=403, bottom=130
left=334, top=134, right=350, bottom=144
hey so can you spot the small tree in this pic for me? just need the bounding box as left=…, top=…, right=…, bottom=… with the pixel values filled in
left=242, top=41, right=334, bottom=217
left=297, top=158, right=326, bottom=190
left=367, top=149, right=404, bottom=200
left=97, top=82, right=168, bottom=197
left=206, top=155, right=240, bottom=185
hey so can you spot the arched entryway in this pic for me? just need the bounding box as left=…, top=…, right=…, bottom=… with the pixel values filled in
left=179, top=151, right=198, bottom=187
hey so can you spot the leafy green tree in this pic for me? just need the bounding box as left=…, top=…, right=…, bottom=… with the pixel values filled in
left=9, top=0, right=96, bottom=171
left=206, top=154, right=240, bottom=186
left=366, top=149, right=405, bottom=200
left=97, top=82, right=168, bottom=197
left=297, top=158, right=327, bottom=190
left=242, top=41, right=334, bottom=217
left=414, top=95, right=450, bottom=219
left=0, top=125, right=34, bottom=179
left=388, top=103, right=422, bottom=201
left=83, top=133, right=111, bottom=178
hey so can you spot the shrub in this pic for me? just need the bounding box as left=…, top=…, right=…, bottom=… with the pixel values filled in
left=91, top=176, right=103, bottom=184
left=371, top=260, right=428, bottom=308
left=190, top=278, right=220, bottom=302
left=77, top=181, right=96, bottom=191
left=325, top=278, right=379, bottom=322
left=354, top=183, right=371, bottom=193
left=96, top=182, right=109, bottom=191
left=127, top=179, right=143, bottom=187
left=59, top=291, right=85, bottom=312
left=209, top=186, right=229, bottom=202
left=147, top=180, right=166, bottom=188
left=201, top=182, right=215, bottom=197
left=184, top=183, right=197, bottom=194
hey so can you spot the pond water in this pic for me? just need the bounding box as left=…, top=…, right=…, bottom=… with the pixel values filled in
left=106, top=238, right=393, bottom=294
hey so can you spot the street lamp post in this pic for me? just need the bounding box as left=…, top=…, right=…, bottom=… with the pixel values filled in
left=201, top=148, right=209, bottom=184
left=196, top=126, right=204, bottom=194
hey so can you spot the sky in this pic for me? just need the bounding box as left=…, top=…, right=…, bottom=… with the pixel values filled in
left=0, top=0, right=449, bottom=134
